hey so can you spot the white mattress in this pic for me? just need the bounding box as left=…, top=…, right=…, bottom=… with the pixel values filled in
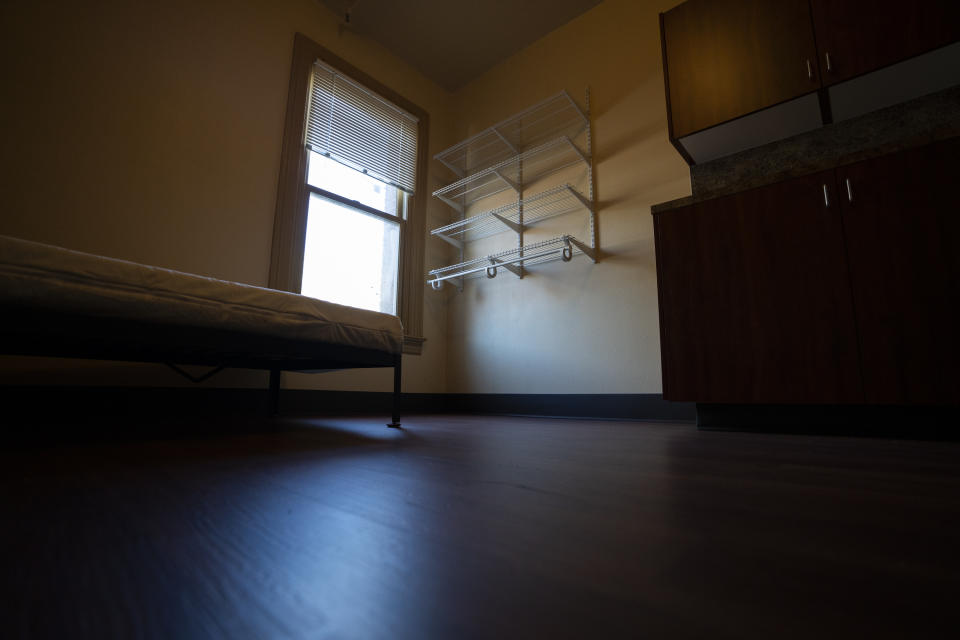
left=0, top=235, right=403, bottom=355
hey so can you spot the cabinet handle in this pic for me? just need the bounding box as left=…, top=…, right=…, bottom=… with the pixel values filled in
left=825, top=52, right=833, bottom=73
left=845, top=178, right=853, bottom=202
left=823, top=184, right=830, bottom=208
left=806, top=59, right=813, bottom=80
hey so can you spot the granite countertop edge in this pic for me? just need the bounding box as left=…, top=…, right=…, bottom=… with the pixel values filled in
left=651, top=108, right=960, bottom=215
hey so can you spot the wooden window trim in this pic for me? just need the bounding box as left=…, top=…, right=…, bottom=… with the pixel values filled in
left=269, top=33, right=429, bottom=354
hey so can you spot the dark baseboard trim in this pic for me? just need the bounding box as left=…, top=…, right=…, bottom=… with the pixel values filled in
left=7, top=387, right=956, bottom=440
left=443, top=393, right=696, bottom=422
left=697, top=403, right=960, bottom=440
left=284, top=391, right=695, bottom=422
left=1, top=386, right=695, bottom=423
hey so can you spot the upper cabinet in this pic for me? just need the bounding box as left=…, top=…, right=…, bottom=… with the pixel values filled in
left=661, top=0, right=960, bottom=163
left=810, top=0, right=960, bottom=86
left=661, top=0, right=819, bottom=139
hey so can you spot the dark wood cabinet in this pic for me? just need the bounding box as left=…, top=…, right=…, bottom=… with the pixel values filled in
left=661, top=0, right=821, bottom=139
left=654, top=171, right=862, bottom=403
left=661, top=0, right=960, bottom=157
left=654, top=138, right=960, bottom=405
left=810, top=0, right=960, bottom=86
left=837, top=137, right=960, bottom=403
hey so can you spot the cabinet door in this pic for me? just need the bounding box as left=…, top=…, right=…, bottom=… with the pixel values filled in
left=662, top=0, right=820, bottom=139
left=654, top=172, right=863, bottom=403
left=811, top=0, right=960, bottom=85
left=837, top=138, right=960, bottom=403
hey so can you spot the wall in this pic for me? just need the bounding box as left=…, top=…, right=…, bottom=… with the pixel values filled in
left=0, top=0, right=455, bottom=393
left=443, top=0, right=689, bottom=394
left=1, top=0, right=690, bottom=398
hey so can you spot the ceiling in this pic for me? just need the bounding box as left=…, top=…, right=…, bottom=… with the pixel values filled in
left=320, top=0, right=604, bottom=91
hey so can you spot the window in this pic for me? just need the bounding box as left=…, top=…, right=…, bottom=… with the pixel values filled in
left=270, top=34, right=429, bottom=352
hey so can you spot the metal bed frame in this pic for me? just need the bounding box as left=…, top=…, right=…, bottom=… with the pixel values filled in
left=0, top=305, right=402, bottom=427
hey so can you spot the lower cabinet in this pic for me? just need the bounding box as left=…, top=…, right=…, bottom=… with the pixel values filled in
left=654, top=170, right=863, bottom=403
left=654, top=137, right=960, bottom=404
left=838, top=137, right=960, bottom=403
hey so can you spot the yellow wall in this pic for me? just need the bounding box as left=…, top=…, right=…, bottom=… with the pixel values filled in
left=0, top=0, right=455, bottom=392
left=1, top=0, right=689, bottom=396
left=444, top=0, right=689, bottom=393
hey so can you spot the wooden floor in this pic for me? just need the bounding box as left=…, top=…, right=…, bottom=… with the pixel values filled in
left=2, top=414, right=959, bottom=639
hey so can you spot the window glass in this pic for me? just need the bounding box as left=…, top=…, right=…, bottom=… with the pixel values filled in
left=307, top=151, right=399, bottom=217
left=300, top=192, right=400, bottom=315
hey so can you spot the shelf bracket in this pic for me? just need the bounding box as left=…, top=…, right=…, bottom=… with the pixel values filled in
left=491, top=213, right=525, bottom=234
left=490, top=256, right=522, bottom=278
left=557, top=89, right=590, bottom=127
left=563, top=137, right=592, bottom=167
left=433, top=232, right=464, bottom=251
left=565, top=186, right=595, bottom=214
left=492, top=127, right=519, bottom=154
left=567, top=236, right=598, bottom=263
left=437, top=157, right=465, bottom=179
left=492, top=170, right=521, bottom=195
left=436, top=194, right=464, bottom=214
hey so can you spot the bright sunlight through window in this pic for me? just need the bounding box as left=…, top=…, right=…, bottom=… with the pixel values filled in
left=300, top=152, right=402, bottom=315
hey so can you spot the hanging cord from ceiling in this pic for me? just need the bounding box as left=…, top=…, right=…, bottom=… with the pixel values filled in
left=344, top=0, right=360, bottom=24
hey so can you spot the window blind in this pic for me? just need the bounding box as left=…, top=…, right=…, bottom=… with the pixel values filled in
left=305, top=60, right=419, bottom=194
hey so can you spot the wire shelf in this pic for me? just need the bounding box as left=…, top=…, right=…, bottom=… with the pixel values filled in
left=435, top=91, right=589, bottom=178
left=427, top=235, right=594, bottom=288
left=432, top=136, right=590, bottom=211
left=427, top=88, right=596, bottom=292
left=431, top=184, right=592, bottom=244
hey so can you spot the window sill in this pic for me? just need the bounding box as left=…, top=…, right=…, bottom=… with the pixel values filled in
left=403, top=335, right=425, bottom=355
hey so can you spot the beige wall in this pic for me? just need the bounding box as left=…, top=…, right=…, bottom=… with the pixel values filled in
left=0, top=0, right=455, bottom=392
left=1, top=0, right=688, bottom=396
left=443, top=0, right=689, bottom=394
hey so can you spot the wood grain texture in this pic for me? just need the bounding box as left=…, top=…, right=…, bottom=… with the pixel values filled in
left=654, top=171, right=863, bottom=403
left=2, top=415, right=959, bottom=639
left=662, top=0, right=820, bottom=138
left=837, top=137, right=960, bottom=403
left=811, top=0, right=960, bottom=86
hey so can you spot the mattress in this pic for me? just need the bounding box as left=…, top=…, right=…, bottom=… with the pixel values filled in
left=0, top=235, right=404, bottom=355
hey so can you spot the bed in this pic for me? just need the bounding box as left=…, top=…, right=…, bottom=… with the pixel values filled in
left=0, top=235, right=404, bottom=426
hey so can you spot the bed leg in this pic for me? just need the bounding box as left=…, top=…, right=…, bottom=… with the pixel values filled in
left=387, top=355, right=401, bottom=428
left=269, top=368, right=281, bottom=416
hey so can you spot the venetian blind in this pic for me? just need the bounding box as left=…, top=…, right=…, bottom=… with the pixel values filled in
left=305, top=60, right=419, bottom=194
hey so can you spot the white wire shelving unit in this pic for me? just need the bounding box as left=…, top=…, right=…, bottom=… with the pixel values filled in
left=427, top=89, right=598, bottom=291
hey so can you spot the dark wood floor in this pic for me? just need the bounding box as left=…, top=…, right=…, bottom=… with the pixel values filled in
left=2, top=414, right=959, bottom=639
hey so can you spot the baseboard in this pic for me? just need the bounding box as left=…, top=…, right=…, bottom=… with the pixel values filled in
left=439, top=393, right=696, bottom=422
left=697, top=403, right=960, bottom=440
left=1, top=386, right=695, bottom=423
left=282, top=391, right=695, bottom=421
left=13, top=387, right=955, bottom=439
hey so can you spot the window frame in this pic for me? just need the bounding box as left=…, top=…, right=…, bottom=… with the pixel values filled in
left=270, top=33, right=429, bottom=353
